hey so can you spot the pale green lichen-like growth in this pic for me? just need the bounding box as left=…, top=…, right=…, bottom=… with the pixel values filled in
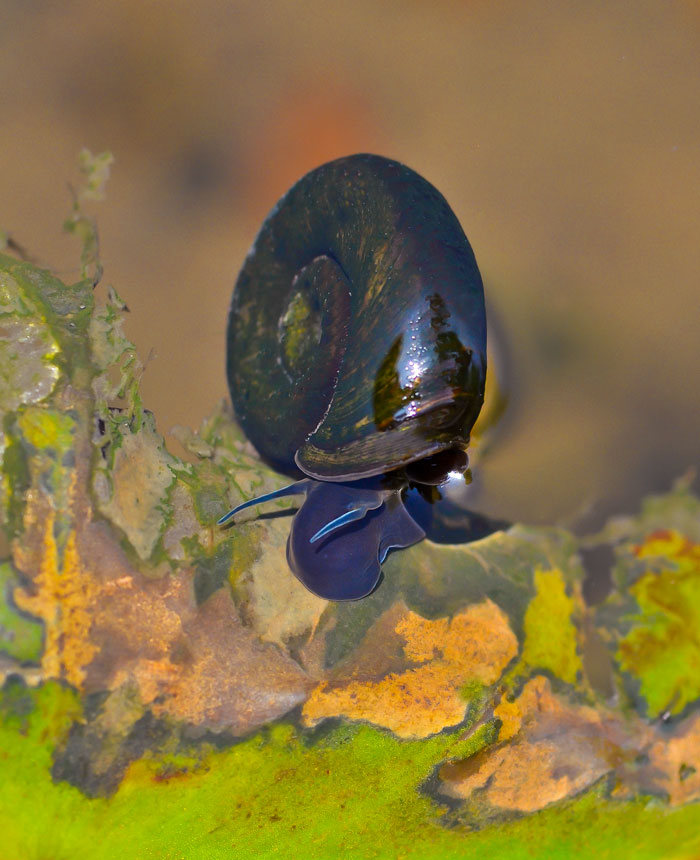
left=63, top=149, right=114, bottom=284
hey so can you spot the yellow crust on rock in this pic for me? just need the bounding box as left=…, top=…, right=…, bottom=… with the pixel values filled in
left=302, top=599, right=518, bottom=739
left=14, top=513, right=97, bottom=688
left=444, top=676, right=609, bottom=812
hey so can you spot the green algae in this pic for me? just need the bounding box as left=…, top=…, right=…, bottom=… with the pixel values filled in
left=0, top=254, right=94, bottom=372
left=1, top=430, right=30, bottom=539
left=520, top=567, right=583, bottom=684
left=617, top=532, right=700, bottom=717
left=17, top=406, right=76, bottom=454
left=89, top=284, right=144, bottom=415
left=0, top=562, right=43, bottom=663
left=63, top=149, right=114, bottom=284
left=0, top=270, right=32, bottom=316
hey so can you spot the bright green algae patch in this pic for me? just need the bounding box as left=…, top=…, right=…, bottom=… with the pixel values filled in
left=1, top=683, right=700, bottom=860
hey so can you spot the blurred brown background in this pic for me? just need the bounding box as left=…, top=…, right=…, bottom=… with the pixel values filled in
left=2, top=0, right=698, bottom=529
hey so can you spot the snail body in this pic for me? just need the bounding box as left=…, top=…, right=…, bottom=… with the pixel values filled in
left=220, top=154, right=487, bottom=600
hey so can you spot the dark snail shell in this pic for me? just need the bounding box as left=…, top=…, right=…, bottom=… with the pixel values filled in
left=222, top=154, right=487, bottom=600
left=227, top=153, right=486, bottom=481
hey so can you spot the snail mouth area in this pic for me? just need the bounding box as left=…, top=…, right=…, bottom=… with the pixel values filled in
left=295, top=411, right=476, bottom=482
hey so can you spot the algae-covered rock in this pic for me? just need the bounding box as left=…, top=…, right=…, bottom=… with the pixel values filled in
left=1, top=244, right=699, bottom=858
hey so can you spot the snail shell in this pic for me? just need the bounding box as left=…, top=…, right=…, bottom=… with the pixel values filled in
left=222, top=154, right=487, bottom=599
left=227, top=153, right=486, bottom=481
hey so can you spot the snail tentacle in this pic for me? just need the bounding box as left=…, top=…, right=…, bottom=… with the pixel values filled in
left=217, top=480, right=311, bottom=526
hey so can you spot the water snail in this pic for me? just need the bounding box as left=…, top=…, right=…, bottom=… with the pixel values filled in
left=218, top=153, right=488, bottom=600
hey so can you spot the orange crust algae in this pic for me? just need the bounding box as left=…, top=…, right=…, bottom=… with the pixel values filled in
left=447, top=676, right=615, bottom=812
left=302, top=600, right=518, bottom=738
left=14, top=515, right=97, bottom=688
left=442, top=673, right=700, bottom=813
left=12, top=488, right=312, bottom=733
